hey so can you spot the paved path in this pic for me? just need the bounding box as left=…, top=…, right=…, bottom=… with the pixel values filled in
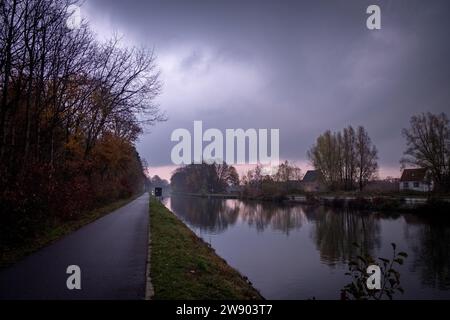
left=0, top=193, right=150, bottom=300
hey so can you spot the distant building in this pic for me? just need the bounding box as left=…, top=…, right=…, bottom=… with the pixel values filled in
left=399, top=168, right=432, bottom=192
left=301, top=170, right=326, bottom=192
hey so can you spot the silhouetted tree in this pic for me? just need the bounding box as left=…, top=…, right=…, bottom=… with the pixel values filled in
left=356, top=126, right=378, bottom=191
left=401, top=112, right=450, bottom=192
left=170, top=162, right=239, bottom=193
left=308, top=126, right=378, bottom=191
left=0, top=0, right=163, bottom=247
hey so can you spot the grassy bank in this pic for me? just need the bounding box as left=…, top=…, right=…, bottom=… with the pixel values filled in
left=149, top=197, right=263, bottom=300
left=0, top=193, right=142, bottom=268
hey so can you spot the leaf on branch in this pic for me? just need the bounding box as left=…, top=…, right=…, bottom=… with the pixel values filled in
left=357, top=255, right=367, bottom=263
left=378, top=257, right=389, bottom=264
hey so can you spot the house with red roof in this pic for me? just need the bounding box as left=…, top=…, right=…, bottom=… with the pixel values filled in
left=399, top=168, right=433, bottom=192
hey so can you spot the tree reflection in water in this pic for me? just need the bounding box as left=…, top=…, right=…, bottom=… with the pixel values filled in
left=169, top=196, right=240, bottom=234
left=166, top=196, right=450, bottom=297
left=169, top=196, right=307, bottom=234
left=307, top=206, right=381, bottom=266
left=404, top=217, right=450, bottom=290
left=237, top=201, right=306, bottom=234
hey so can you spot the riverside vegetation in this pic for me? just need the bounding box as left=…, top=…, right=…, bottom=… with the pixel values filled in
left=149, top=197, right=263, bottom=300
left=0, top=0, right=163, bottom=261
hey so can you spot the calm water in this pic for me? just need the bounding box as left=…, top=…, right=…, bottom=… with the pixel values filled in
left=164, top=195, right=450, bottom=300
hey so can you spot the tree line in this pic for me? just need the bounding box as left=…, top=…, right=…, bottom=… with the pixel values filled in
left=0, top=0, right=162, bottom=245
left=145, top=175, right=170, bottom=193
left=240, top=161, right=303, bottom=199
left=171, top=162, right=239, bottom=194
left=223, top=112, right=450, bottom=195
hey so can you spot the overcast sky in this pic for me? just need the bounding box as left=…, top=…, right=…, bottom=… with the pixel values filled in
left=84, top=0, right=450, bottom=180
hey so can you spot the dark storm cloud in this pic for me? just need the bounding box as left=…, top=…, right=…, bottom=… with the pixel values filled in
left=85, top=0, right=450, bottom=175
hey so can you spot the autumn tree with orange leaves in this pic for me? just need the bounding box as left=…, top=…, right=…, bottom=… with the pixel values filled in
left=0, top=0, right=163, bottom=248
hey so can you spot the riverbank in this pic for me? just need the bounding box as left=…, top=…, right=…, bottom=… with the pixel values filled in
left=170, top=191, right=450, bottom=217
left=170, top=191, right=239, bottom=199
left=0, top=193, right=142, bottom=268
left=285, top=193, right=450, bottom=217
left=149, top=197, right=263, bottom=300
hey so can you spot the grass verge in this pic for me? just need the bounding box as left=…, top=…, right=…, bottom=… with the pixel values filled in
left=0, top=193, right=142, bottom=268
left=150, top=197, right=263, bottom=300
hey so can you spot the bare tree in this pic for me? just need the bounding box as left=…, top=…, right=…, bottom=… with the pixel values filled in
left=0, top=0, right=163, bottom=244
left=355, top=126, right=378, bottom=191
left=308, top=126, right=378, bottom=191
left=307, top=130, right=342, bottom=188
left=0, top=0, right=163, bottom=170
left=342, top=126, right=357, bottom=190
left=401, top=112, right=450, bottom=191
left=272, top=159, right=299, bottom=179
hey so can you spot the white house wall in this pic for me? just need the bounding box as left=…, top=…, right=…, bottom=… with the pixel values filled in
left=400, top=182, right=431, bottom=192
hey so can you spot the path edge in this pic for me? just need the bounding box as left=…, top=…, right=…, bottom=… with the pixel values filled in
left=145, top=195, right=154, bottom=300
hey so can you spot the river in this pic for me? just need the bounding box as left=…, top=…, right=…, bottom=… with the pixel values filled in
left=164, top=195, right=450, bottom=299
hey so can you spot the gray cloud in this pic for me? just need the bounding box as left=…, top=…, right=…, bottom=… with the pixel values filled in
left=85, top=0, right=450, bottom=176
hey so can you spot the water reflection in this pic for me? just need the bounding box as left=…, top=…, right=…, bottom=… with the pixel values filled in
left=310, top=207, right=381, bottom=266
left=404, top=220, right=450, bottom=290
left=170, top=196, right=307, bottom=234
left=165, top=196, right=450, bottom=299
left=170, top=196, right=240, bottom=234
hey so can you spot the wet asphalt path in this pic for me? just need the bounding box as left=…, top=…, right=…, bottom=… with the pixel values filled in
left=0, top=193, right=150, bottom=300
